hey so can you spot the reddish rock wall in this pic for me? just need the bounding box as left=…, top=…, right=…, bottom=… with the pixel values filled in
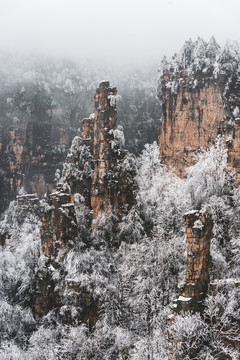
left=83, top=81, right=135, bottom=221
left=184, top=210, right=213, bottom=287
left=177, top=209, right=213, bottom=312
left=159, top=73, right=240, bottom=185
left=159, top=77, right=226, bottom=176
left=91, top=81, right=118, bottom=219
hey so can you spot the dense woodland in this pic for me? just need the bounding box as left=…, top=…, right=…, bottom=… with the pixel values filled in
left=0, top=39, right=240, bottom=359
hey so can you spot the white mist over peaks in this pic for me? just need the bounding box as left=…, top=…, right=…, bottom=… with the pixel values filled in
left=0, top=0, right=240, bottom=69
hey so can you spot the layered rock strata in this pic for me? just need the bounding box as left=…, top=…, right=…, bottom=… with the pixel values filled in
left=91, top=82, right=118, bottom=219
left=40, top=187, right=77, bottom=258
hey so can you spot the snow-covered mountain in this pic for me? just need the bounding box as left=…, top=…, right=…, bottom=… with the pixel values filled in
left=0, top=40, right=240, bottom=359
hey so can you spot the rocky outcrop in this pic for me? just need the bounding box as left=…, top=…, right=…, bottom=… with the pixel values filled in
left=158, top=38, right=240, bottom=181
left=90, top=81, right=135, bottom=220
left=176, top=209, right=213, bottom=312
left=91, top=82, right=118, bottom=219
left=41, top=188, right=77, bottom=258
left=159, top=78, right=226, bottom=176
left=40, top=81, right=135, bottom=259
left=39, top=80, right=136, bottom=257
left=16, top=192, right=39, bottom=208
left=158, top=39, right=240, bottom=314
left=34, top=81, right=135, bottom=324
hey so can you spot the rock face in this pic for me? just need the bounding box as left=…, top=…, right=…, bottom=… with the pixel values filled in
left=91, top=82, right=118, bottom=219
left=159, top=77, right=225, bottom=176
left=158, top=37, right=240, bottom=181
left=34, top=81, right=135, bottom=324
left=34, top=259, right=59, bottom=317
left=90, top=81, right=135, bottom=220
left=41, top=189, right=77, bottom=258
left=177, top=209, right=213, bottom=312
left=39, top=81, right=135, bottom=259
left=0, top=83, right=85, bottom=215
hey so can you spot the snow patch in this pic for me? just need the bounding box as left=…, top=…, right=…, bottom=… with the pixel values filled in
left=193, top=219, right=204, bottom=230
left=177, top=296, right=191, bottom=302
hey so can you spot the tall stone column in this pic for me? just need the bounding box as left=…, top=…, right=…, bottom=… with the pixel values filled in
left=176, top=209, right=213, bottom=312
left=91, top=81, right=118, bottom=219
left=35, top=81, right=135, bottom=320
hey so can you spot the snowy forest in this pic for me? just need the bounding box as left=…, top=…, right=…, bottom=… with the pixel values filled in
left=0, top=37, right=240, bottom=360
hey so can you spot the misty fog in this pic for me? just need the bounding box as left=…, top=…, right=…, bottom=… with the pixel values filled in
left=1, top=0, right=240, bottom=70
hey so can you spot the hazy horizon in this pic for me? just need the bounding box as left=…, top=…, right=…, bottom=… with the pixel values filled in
left=1, top=0, right=240, bottom=70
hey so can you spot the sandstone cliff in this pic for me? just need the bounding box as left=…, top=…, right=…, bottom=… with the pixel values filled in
left=159, top=78, right=225, bottom=176
left=158, top=37, right=240, bottom=182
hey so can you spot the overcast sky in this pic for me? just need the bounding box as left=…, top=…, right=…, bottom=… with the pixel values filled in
left=0, top=0, right=240, bottom=69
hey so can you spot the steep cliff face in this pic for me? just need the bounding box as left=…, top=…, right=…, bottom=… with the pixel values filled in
left=159, top=78, right=226, bottom=176
left=158, top=37, right=240, bottom=181
left=41, top=189, right=77, bottom=258
left=1, top=103, right=75, bottom=205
